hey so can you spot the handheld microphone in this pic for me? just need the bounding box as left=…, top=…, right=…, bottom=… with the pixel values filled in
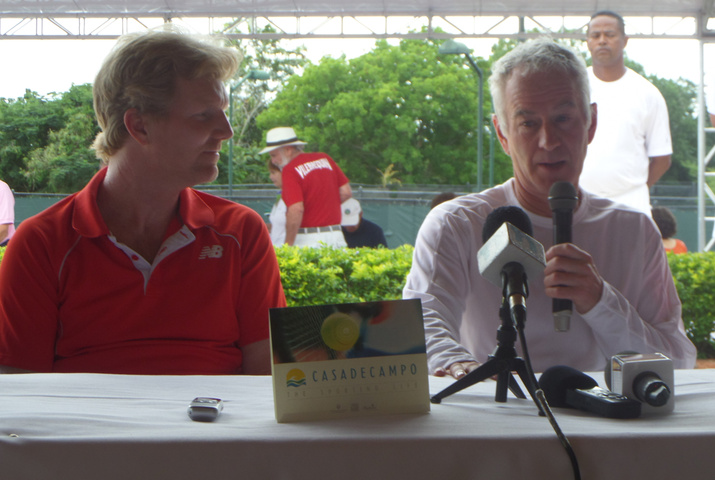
left=606, top=353, right=674, bottom=415
left=477, top=206, right=546, bottom=326
left=539, top=365, right=641, bottom=419
left=548, top=182, right=578, bottom=332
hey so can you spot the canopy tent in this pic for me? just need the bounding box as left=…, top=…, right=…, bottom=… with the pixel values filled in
left=2, top=1, right=715, bottom=39
left=0, top=1, right=713, bottom=19
left=2, top=0, right=715, bottom=250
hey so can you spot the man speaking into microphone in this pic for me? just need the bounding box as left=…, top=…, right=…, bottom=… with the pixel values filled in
left=403, top=37, right=696, bottom=378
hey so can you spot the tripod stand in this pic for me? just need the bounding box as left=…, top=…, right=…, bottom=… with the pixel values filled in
left=430, top=299, right=541, bottom=408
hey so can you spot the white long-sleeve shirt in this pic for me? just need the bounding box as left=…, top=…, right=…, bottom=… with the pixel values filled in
left=403, top=179, right=696, bottom=373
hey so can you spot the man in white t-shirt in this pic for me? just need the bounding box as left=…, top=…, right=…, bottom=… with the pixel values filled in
left=581, top=10, right=672, bottom=215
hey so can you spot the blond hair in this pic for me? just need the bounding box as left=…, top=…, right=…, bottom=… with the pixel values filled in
left=91, top=26, right=241, bottom=162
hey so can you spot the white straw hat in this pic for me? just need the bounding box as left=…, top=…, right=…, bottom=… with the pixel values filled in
left=341, top=198, right=362, bottom=227
left=259, top=127, right=308, bottom=154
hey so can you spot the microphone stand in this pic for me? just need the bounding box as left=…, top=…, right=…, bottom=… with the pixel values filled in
left=430, top=298, right=542, bottom=412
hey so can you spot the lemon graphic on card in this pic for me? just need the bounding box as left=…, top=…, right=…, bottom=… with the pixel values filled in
left=321, top=312, right=360, bottom=351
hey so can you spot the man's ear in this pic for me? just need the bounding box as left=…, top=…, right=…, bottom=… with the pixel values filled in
left=124, top=108, right=150, bottom=146
left=493, top=114, right=511, bottom=156
left=587, top=103, right=598, bottom=144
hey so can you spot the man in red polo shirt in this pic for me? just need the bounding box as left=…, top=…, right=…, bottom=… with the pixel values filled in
left=260, top=127, right=352, bottom=247
left=0, top=28, right=286, bottom=375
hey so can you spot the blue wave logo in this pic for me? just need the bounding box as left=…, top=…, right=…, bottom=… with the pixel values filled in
left=286, top=368, right=306, bottom=388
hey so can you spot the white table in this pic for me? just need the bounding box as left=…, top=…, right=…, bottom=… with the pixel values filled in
left=1, top=370, right=713, bottom=480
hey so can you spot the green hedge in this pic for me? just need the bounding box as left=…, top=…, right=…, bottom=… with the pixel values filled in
left=275, top=244, right=413, bottom=306
left=668, top=252, right=715, bottom=357
left=276, top=247, right=715, bottom=357
left=1, top=245, right=713, bottom=356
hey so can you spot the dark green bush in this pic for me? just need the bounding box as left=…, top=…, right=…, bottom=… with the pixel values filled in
left=273, top=246, right=715, bottom=358
left=275, top=244, right=413, bottom=306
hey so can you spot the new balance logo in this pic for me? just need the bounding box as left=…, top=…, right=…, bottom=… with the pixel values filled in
left=199, top=245, right=224, bottom=259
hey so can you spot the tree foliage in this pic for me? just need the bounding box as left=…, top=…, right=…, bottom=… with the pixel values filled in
left=257, top=32, right=701, bottom=189
left=22, top=84, right=102, bottom=192
left=257, top=36, right=507, bottom=186
left=648, top=75, right=699, bottom=183
left=0, top=88, right=78, bottom=191
left=0, top=33, right=706, bottom=193
left=217, top=23, right=309, bottom=185
left=0, top=30, right=307, bottom=193
left=0, top=85, right=105, bottom=193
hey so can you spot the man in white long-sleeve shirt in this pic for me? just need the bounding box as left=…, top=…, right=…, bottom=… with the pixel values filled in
left=403, top=38, right=696, bottom=379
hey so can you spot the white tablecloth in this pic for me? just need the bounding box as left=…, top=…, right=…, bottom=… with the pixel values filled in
left=1, top=370, right=713, bottom=480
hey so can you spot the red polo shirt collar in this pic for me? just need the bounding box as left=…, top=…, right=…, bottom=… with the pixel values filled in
left=71, top=167, right=216, bottom=238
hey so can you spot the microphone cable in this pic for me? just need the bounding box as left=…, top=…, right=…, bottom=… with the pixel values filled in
left=516, top=323, right=582, bottom=480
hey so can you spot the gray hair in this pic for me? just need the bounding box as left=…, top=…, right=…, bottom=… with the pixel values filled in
left=489, top=37, right=591, bottom=129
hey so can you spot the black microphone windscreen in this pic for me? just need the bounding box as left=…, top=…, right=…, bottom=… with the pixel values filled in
left=548, top=182, right=578, bottom=211
left=482, top=206, right=533, bottom=243
left=538, top=365, right=599, bottom=408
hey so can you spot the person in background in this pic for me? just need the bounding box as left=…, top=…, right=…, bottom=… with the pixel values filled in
left=340, top=198, right=387, bottom=248
left=0, top=28, right=285, bottom=375
left=652, top=206, right=688, bottom=254
left=267, top=159, right=286, bottom=246
left=260, top=127, right=351, bottom=247
left=430, top=192, right=457, bottom=210
left=707, top=76, right=715, bottom=127
left=580, top=10, right=672, bottom=216
left=403, top=37, right=695, bottom=378
left=0, top=179, right=15, bottom=246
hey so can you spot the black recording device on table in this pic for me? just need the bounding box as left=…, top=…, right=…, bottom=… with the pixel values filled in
left=539, top=365, right=642, bottom=419
left=539, top=352, right=675, bottom=419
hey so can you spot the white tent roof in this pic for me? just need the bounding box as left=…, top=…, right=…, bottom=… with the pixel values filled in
left=2, top=1, right=714, bottom=41
left=0, top=1, right=712, bottom=18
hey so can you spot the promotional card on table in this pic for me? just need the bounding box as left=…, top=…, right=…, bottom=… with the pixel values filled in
left=269, top=299, right=430, bottom=422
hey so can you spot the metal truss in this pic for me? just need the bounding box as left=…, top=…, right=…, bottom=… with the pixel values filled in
left=701, top=131, right=715, bottom=251
left=1, top=13, right=713, bottom=40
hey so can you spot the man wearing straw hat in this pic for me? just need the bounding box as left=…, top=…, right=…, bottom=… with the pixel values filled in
left=260, top=127, right=352, bottom=247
